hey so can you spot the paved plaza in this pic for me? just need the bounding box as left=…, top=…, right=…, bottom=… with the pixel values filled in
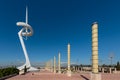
left=7, top=70, right=120, bottom=80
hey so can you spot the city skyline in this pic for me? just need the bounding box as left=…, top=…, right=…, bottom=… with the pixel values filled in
left=0, top=0, right=120, bottom=66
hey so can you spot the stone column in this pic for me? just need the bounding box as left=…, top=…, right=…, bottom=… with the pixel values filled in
left=73, top=66, right=75, bottom=71
left=45, top=62, right=47, bottom=70
left=91, top=22, right=101, bottom=80
left=109, top=68, right=111, bottom=74
left=58, top=52, right=61, bottom=74
left=92, top=22, right=98, bottom=73
left=54, top=56, right=56, bottom=73
left=67, top=43, right=71, bottom=76
left=102, top=68, right=104, bottom=73
left=76, top=66, right=77, bottom=71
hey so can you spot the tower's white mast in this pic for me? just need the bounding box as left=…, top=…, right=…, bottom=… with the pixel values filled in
left=25, top=7, right=28, bottom=34
left=25, top=6, right=28, bottom=39
left=26, top=6, right=28, bottom=24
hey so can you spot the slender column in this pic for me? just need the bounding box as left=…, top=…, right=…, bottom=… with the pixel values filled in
left=102, top=68, right=104, bottom=73
left=54, top=56, right=56, bottom=73
left=68, top=43, right=70, bottom=71
left=91, top=22, right=101, bottom=80
left=58, top=52, right=61, bottom=73
left=67, top=43, right=71, bottom=76
left=45, top=62, right=47, bottom=70
left=109, top=68, right=111, bottom=74
left=92, top=22, right=98, bottom=73
left=73, top=66, right=75, bottom=71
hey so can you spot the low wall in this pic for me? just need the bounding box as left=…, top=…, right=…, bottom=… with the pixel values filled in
left=113, top=71, right=120, bottom=73
left=0, top=74, right=17, bottom=80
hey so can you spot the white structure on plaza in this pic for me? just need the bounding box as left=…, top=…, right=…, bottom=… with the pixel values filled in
left=67, top=43, right=71, bottom=76
left=58, top=52, right=61, bottom=74
left=16, top=7, right=38, bottom=71
left=54, top=56, right=56, bottom=73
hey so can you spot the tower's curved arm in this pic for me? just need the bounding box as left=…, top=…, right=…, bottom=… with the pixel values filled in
left=16, top=22, right=33, bottom=36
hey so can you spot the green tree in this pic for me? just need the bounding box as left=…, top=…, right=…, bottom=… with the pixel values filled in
left=0, top=67, right=19, bottom=78
left=0, top=69, right=3, bottom=78
left=116, top=61, right=120, bottom=71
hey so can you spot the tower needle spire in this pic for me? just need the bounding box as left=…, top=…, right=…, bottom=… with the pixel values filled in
left=25, top=6, right=28, bottom=39
left=26, top=6, right=28, bottom=24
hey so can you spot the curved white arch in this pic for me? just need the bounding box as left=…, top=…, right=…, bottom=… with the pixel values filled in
left=16, top=22, right=33, bottom=36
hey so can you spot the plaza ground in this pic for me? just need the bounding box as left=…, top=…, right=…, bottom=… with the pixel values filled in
left=6, top=70, right=120, bottom=80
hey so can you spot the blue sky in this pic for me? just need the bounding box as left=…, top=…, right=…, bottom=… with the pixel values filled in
left=0, top=0, right=120, bottom=66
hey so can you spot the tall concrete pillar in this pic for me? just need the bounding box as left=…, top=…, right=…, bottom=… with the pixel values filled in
left=45, top=61, right=49, bottom=70
left=67, top=43, right=71, bottom=76
left=91, top=22, right=101, bottom=80
left=73, top=66, right=75, bottom=71
left=78, top=66, right=79, bottom=71
left=109, top=68, right=112, bottom=74
left=58, top=52, right=61, bottom=74
left=92, top=22, right=98, bottom=73
left=54, top=56, right=56, bottom=73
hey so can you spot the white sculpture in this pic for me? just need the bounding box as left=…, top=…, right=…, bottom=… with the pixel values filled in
left=17, top=7, right=38, bottom=71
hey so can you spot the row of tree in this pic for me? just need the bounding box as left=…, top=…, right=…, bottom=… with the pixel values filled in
left=0, top=67, right=19, bottom=78
left=116, top=61, right=120, bottom=70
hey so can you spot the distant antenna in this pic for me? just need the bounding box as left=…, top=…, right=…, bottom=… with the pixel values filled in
left=109, top=53, right=114, bottom=66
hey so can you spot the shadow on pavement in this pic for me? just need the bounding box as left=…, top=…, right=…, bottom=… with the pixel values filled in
left=80, top=75, right=89, bottom=80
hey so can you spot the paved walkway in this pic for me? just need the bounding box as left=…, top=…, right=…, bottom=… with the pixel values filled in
left=7, top=71, right=120, bottom=80
left=101, top=73, right=120, bottom=80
